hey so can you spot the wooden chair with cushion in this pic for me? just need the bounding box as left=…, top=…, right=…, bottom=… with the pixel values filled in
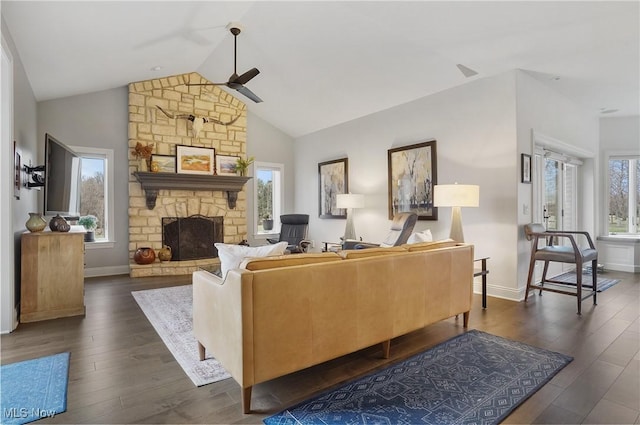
left=524, top=223, right=598, bottom=315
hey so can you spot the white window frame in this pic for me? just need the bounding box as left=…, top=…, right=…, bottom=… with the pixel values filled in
left=253, top=161, right=284, bottom=239
left=70, top=145, right=115, bottom=248
left=605, top=151, right=640, bottom=237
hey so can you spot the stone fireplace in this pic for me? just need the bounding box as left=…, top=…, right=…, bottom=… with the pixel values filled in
left=128, top=72, right=247, bottom=277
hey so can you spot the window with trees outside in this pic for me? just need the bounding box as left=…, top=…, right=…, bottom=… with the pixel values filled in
left=254, top=162, right=283, bottom=236
left=608, top=155, right=639, bottom=236
left=71, top=146, right=114, bottom=246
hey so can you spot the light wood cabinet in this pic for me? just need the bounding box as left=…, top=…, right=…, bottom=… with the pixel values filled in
left=20, top=231, right=85, bottom=322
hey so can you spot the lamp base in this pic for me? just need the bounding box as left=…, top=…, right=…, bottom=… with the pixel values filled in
left=449, top=206, right=464, bottom=243
left=344, top=208, right=357, bottom=241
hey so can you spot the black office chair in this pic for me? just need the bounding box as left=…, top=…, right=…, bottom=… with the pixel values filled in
left=524, top=223, right=598, bottom=315
left=267, top=214, right=311, bottom=254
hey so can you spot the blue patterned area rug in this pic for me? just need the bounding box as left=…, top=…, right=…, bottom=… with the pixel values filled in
left=549, top=272, right=620, bottom=292
left=264, top=330, right=572, bottom=425
left=0, top=352, right=70, bottom=425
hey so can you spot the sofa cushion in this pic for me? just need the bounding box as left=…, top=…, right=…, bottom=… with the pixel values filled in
left=240, top=252, right=342, bottom=271
left=403, top=239, right=458, bottom=252
left=339, top=246, right=408, bottom=259
left=215, top=242, right=288, bottom=278
left=406, top=229, right=433, bottom=244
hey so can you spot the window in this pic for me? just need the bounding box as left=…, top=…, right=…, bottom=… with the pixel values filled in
left=70, top=146, right=115, bottom=247
left=253, top=162, right=283, bottom=237
left=608, top=156, right=639, bottom=235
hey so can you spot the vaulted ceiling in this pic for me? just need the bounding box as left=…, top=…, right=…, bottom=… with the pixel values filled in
left=3, top=1, right=638, bottom=138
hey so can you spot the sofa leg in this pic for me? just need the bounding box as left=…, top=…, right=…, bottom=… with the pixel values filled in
left=197, top=341, right=205, bottom=361
left=463, top=312, right=469, bottom=328
left=381, top=340, right=391, bottom=359
left=242, top=386, right=252, bottom=414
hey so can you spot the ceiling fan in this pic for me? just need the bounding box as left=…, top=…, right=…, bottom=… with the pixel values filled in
left=187, top=23, right=262, bottom=103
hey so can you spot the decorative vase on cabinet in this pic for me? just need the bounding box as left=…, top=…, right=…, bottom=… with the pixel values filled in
left=25, top=212, right=47, bottom=232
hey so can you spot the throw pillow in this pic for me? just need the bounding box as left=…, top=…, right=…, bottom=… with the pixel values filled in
left=215, top=242, right=288, bottom=278
left=407, top=229, right=433, bottom=244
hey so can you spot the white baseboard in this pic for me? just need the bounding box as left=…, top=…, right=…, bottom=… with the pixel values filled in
left=84, top=265, right=129, bottom=278
left=474, top=282, right=527, bottom=302
left=602, top=262, right=640, bottom=273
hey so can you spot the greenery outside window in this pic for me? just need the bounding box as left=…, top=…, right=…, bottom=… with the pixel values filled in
left=70, top=146, right=115, bottom=247
left=253, top=161, right=283, bottom=237
left=608, top=155, right=639, bottom=236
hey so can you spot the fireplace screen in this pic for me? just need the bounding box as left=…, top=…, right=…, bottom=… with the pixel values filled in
left=162, top=215, right=223, bottom=261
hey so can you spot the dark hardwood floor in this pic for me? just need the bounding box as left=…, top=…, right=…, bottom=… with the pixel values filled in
left=2, top=270, right=638, bottom=424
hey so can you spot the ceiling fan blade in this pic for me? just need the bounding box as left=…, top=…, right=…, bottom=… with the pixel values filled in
left=232, top=68, right=260, bottom=85
left=235, top=85, right=263, bottom=103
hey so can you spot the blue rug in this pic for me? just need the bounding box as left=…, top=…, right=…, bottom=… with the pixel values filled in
left=264, top=330, right=572, bottom=425
left=1, top=352, right=70, bottom=425
left=549, top=272, right=620, bottom=292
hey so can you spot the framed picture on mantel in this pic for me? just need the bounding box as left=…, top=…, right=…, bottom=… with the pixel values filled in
left=176, top=145, right=215, bottom=175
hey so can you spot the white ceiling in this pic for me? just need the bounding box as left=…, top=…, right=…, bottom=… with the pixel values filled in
left=3, top=1, right=639, bottom=138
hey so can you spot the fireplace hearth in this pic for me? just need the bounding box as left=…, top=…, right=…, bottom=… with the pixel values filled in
left=162, top=215, right=223, bottom=261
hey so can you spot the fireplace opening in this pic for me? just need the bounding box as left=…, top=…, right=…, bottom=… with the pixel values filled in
left=162, top=215, right=223, bottom=261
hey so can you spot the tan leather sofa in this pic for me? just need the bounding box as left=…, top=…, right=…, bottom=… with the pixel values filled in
left=192, top=241, right=474, bottom=413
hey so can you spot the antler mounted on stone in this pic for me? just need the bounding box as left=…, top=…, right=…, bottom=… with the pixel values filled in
left=156, top=106, right=242, bottom=139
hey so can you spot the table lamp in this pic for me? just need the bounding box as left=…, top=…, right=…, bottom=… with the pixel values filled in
left=336, top=193, right=364, bottom=241
left=433, top=184, right=479, bottom=243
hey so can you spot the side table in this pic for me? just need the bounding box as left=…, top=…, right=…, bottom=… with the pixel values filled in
left=322, top=242, right=342, bottom=252
left=474, top=257, right=490, bottom=309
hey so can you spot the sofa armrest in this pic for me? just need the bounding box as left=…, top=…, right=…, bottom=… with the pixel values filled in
left=192, top=270, right=254, bottom=390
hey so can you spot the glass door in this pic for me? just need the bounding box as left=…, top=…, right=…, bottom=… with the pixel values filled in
left=533, top=153, right=579, bottom=279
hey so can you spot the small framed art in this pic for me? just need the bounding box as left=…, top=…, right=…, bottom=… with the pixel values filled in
left=151, top=155, right=176, bottom=173
left=216, top=155, right=239, bottom=176
left=521, top=153, right=531, bottom=184
left=176, top=146, right=215, bottom=175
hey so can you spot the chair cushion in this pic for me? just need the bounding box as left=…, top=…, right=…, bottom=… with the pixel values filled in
left=339, top=246, right=408, bottom=259
left=534, top=246, right=598, bottom=263
left=215, top=242, right=288, bottom=278
left=406, top=229, right=433, bottom=244
left=402, top=239, right=458, bottom=252
left=240, top=252, right=342, bottom=271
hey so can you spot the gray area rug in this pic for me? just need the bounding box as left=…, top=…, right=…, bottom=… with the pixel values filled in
left=132, top=285, right=231, bottom=386
left=550, top=272, right=620, bottom=292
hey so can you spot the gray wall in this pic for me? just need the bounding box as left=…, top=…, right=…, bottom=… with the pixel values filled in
left=246, top=111, right=295, bottom=246
left=38, top=88, right=130, bottom=272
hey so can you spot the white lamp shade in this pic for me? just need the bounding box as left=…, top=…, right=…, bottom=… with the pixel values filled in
left=336, top=193, right=365, bottom=209
left=433, top=184, right=479, bottom=207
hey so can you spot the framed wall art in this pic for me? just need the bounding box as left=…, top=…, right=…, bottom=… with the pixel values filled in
left=176, top=145, right=215, bottom=175
left=216, top=155, right=239, bottom=176
left=151, top=154, right=176, bottom=173
left=318, top=158, right=348, bottom=219
left=388, top=140, right=437, bottom=220
left=521, top=153, right=532, bottom=184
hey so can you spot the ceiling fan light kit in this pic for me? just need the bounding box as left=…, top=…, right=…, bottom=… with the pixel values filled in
left=187, top=23, right=263, bottom=103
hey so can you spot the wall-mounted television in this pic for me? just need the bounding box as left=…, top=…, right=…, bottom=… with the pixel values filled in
left=43, top=133, right=81, bottom=219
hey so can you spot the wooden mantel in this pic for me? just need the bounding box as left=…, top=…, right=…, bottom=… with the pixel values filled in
left=132, top=172, right=252, bottom=209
